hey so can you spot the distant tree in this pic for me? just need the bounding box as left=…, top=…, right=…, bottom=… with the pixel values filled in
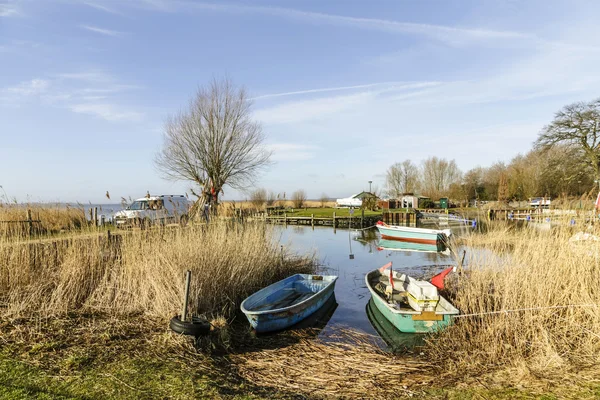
left=291, top=190, right=307, bottom=208
left=319, top=193, right=329, bottom=208
left=497, top=173, right=509, bottom=203
left=155, top=78, right=271, bottom=214
left=250, top=188, right=267, bottom=210
left=385, top=160, right=420, bottom=198
left=266, top=191, right=277, bottom=207
left=535, top=98, right=600, bottom=184
left=420, top=157, right=461, bottom=199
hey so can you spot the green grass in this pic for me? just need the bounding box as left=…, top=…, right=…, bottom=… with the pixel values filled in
left=279, top=207, right=382, bottom=218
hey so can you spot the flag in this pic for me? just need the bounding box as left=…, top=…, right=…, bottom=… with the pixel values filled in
left=430, top=266, right=454, bottom=290
left=378, top=262, right=392, bottom=273
left=595, top=191, right=600, bottom=210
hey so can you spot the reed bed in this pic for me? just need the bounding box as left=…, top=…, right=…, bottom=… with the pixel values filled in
left=0, top=222, right=313, bottom=320
left=0, top=203, right=87, bottom=237
left=429, top=222, right=600, bottom=377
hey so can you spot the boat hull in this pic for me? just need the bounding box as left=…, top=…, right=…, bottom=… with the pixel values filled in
left=365, top=270, right=458, bottom=333
left=241, top=274, right=338, bottom=333
left=377, top=225, right=447, bottom=245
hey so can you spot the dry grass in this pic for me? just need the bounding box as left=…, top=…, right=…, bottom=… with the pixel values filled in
left=429, top=222, right=600, bottom=378
left=231, top=329, right=433, bottom=399
left=0, top=222, right=313, bottom=320
left=0, top=203, right=87, bottom=237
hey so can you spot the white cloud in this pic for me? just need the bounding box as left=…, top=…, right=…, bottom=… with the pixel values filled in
left=4, top=79, right=49, bottom=96
left=253, top=82, right=442, bottom=125
left=0, top=3, right=18, bottom=17
left=252, top=81, right=439, bottom=100
left=80, top=25, right=124, bottom=36
left=83, top=2, right=122, bottom=15
left=57, top=71, right=114, bottom=82
left=69, top=103, right=143, bottom=122
left=1, top=71, right=143, bottom=122
left=266, top=143, right=319, bottom=161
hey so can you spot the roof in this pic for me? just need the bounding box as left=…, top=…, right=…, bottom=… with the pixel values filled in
left=353, top=191, right=379, bottom=199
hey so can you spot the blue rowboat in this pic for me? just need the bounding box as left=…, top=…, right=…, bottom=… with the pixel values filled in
left=376, top=221, right=451, bottom=245
left=241, top=274, right=338, bottom=333
left=377, top=238, right=450, bottom=255
left=365, top=268, right=459, bottom=333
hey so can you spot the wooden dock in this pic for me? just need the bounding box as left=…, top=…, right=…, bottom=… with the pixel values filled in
left=264, top=213, right=382, bottom=229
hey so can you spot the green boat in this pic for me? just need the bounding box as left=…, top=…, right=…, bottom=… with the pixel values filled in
left=365, top=267, right=459, bottom=333
left=365, top=298, right=425, bottom=352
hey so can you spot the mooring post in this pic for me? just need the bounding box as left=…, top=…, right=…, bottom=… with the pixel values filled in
left=311, top=213, right=314, bottom=228
left=181, top=270, right=191, bottom=322
left=361, top=208, right=364, bottom=229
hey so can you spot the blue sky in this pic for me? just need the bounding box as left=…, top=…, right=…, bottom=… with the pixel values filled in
left=1, top=0, right=600, bottom=203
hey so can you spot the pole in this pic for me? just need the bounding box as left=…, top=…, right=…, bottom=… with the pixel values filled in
left=181, top=270, right=191, bottom=322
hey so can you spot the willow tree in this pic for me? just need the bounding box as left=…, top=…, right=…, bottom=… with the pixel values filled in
left=156, top=78, right=271, bottom=211
left=535, top=98, right=600, bottom=185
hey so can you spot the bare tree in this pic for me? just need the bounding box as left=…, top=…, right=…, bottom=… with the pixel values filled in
left=266, top=191, right=277, bottom=207
left=385, top=160, right=420, bottom=199
left=535, top=98, right=600, bottom=182
left=291, top=190, right=307, bottom=208
left=155, top=78, right=271, bottom=212
left=420, top=157, right=461, bottom=199
left=319, top=193, right=329, bottom=208
left=250, top=188, right=267, bottom=210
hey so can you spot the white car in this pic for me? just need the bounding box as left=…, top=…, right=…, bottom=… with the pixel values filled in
left=114, top=195, right=190, bottom=227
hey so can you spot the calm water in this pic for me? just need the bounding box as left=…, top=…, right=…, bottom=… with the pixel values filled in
left=275, top=225, right=459, bottom=339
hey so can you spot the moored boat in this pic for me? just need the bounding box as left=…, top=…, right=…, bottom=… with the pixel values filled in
left=376, top=221, right=451, bottom=245
left=365, top=264, right=459, bottom=333
left=241, top=274, right=338, bottom=333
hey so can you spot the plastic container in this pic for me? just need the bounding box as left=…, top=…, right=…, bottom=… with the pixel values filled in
left=406, top=278, right=439, bottom=312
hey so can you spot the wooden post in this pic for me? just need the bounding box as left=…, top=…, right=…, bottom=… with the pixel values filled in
left=311, top=213, right=314, bottom=228
left=27, top=209, right=33, bottom=237
left=284, top=213, right=287, bottom=226
left=333, top=212, right=336, bottom=228
left=361, top=208, right=364, bottom=229
left=181, top=270, right=191, bottom=322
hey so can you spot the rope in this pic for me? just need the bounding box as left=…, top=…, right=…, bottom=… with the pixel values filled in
left=352, top=225, right=377, bottom=231
left=453, top=303, right=599, bottom=318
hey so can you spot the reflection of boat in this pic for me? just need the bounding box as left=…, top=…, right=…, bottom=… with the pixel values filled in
left=289, top=292, right=338, bottom=331
left=376, top=221, right=451, bottom=245
left=241, top=274, right=338, bottom=333
left=377, top=239, right=449, bottom=254
left=366, top=298, right=424, bottom=352
left=365, top=266, right=459, bottom=333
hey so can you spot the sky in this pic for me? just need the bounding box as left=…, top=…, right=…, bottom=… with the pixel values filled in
left=1, top=0, right=600, bottom=203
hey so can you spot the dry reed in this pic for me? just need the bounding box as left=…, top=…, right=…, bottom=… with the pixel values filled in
left=0, top=222, right=313, bottom=320
left=429, top=222, right=600, bottom=378
left=230, top=329, right=433, bottom=399
left=0, top=203, right=87, bottom=237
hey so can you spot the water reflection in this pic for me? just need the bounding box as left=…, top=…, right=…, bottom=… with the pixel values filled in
left=365, top=298, right=424, bottom=353
left=276, top=225, right=455, bottom=340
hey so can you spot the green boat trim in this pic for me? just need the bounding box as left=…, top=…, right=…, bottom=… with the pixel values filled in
left=365, top=269, right=459, bottom=334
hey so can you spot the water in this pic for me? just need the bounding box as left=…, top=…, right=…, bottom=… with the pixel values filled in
left=275, top=225, right=457, bottom=339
